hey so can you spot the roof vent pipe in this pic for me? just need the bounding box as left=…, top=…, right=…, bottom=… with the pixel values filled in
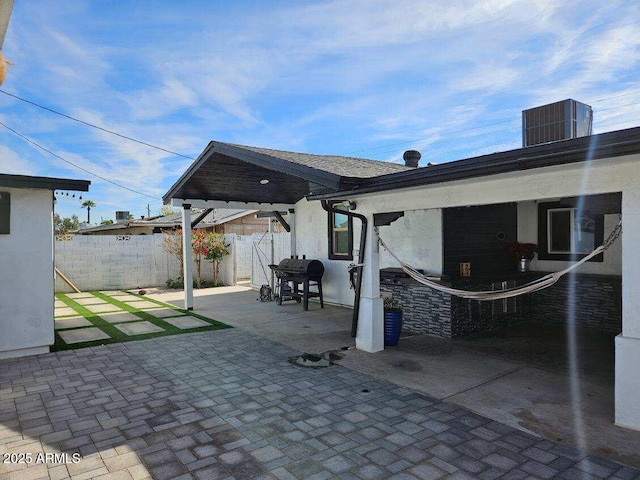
left=403, top=150, right=421, bottom=168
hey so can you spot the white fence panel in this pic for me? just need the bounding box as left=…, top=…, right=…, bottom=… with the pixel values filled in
left=235, top=235, right=253, bottom=280
left=250, top=232, right=291, bottom=289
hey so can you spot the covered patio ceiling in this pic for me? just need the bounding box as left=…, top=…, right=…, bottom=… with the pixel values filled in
left=163, top=141, right=409, bottom=209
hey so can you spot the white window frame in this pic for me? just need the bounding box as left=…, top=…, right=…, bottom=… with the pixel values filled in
left=546, top=207, right=593, bottom=255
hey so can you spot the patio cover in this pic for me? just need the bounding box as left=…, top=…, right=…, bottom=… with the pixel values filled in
left=163, top=141, right=409, bottom=209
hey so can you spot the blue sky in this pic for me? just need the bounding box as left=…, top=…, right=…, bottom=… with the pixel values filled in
left=1, top=0, right=639, bottom=223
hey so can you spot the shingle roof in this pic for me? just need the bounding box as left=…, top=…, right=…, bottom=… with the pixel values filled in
left=223, top=143, right=410, bottom=179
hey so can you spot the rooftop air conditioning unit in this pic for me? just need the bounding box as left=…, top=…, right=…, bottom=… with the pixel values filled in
left=115, top=211, right=129, bottom=224
left=522, top=99, right=592, bottom=147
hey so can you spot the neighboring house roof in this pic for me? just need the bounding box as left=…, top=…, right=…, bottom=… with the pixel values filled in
left=0, top=173, right=90, bottom=192
left=308, top=126, right=640, bottom=200
left=77, top=208, right=258, bottom=234
left=163, top=141, right=411, bottom=206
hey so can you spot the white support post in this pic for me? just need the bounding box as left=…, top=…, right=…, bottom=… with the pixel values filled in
left=182, top=204, right=194, bottom=311
left=616, top=190, right=640, bottom=430
left=289, top=209, right=296, bottom=258
left=356, top=218, right=384, bottom=352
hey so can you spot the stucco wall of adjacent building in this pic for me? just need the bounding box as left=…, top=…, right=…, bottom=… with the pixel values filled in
left=0, top=188, right=54, bottom=359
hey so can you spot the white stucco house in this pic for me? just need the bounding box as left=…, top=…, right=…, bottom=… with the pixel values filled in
left=163, top=106, right=640, bottom=431
left=0, top=173, right=90, bottom=359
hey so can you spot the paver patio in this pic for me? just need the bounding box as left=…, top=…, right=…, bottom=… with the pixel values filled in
left=1, top=329, right=638, bottom=480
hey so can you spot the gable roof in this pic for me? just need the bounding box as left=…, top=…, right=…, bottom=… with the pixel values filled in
left=163, top=141, right=410, bottom=205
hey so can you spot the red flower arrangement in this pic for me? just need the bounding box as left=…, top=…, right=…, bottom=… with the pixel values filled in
left=506, top=241, right=538, bottom=261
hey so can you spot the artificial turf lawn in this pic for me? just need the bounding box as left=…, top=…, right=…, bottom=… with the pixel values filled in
left=53, top=291, right=231, bottom=351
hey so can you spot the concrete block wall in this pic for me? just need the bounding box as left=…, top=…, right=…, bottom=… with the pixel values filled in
left=54, top=234, right=235, bottom=292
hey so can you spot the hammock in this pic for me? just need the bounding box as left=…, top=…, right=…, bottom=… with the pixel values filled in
left=376, top=220, right=622, bottom=301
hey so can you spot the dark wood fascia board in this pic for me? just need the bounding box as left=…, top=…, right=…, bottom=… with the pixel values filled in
left=307, top=129, right=640, bottom=201
left=0, top=174, right=90, bottom=191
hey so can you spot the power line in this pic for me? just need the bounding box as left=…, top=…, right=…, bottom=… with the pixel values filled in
left=0, top=89, right=197, bottom=160
left=0, top=120, right=161, bottom=200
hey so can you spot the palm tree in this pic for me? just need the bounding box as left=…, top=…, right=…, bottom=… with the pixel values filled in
left=81, top=200, right=96, bottom=224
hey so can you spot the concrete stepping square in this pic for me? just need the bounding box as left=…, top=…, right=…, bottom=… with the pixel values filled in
left=85, top=304, right=123, bottom=314
left=120, top=296, right=145, bottom=302
left=74, top=297, right=108, bottom=306
left=100, top=291, right=130, bottom=296
left=122, top=301, right=163, bottom=310
left=66, top=292, right=95, bottom=299
left=145, top=308, right=185, bottom=318
left=58, top=327, right=110, bottom=344
left=55, top=307, right=78, bottom=317
left=163, top=317, right=211, bottom=330
left=114, top=322, right=164, bottom=336
left=54, top=300, right=66, bottom=309
left=55, top=316, right=93, bottom=330
left=101, top=312, right=143, bottom=324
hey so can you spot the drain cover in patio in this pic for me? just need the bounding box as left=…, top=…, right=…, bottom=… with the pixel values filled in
left=58, top=327, right=111, bottom=344
left=163, top=316, right=210, bottom=329
left=114, top=321, right=164, bottom=335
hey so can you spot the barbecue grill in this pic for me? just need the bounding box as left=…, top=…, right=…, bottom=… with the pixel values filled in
left=269, top=258, right=325, bottom=311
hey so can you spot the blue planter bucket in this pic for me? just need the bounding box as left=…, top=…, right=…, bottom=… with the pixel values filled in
left=384, top=310, right=403, bottom=346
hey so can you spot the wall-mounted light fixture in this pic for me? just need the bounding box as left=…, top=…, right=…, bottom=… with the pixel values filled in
left=260, top=179, right=269, bottom=185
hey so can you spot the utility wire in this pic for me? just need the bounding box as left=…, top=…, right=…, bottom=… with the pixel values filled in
left=0, top=89, right=197, bottom=160
left=0, top=120, right=161, bottom=200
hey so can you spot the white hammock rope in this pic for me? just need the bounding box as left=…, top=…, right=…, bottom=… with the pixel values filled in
left=376, top=219, right=622, bottom=301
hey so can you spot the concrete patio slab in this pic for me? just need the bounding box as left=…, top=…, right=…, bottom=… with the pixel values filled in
left=121, top=300, right=163, bottom=310
left=74, top=296, right=108, bottom=306
left=114, top=321, right=164, bottom=336
left=100, top=311, right=144, bottom=324
left=54, top=316, right=93, bottom=329
left=84, top=303, right=123, bottom=314
left=54, top=306, right=78, bottom=317
left=163, top=316, right=210, bottom=329
left=99, top=290, right=132, bottom=296
left=145, top=307, right=186, bottom=318
left=0, top=329, right=637, bottom=480
left=54, top=300, right=66, bottom=308
left=58, top=326, right=111, bottom=344
left=66, top=292, right=95, bottom=299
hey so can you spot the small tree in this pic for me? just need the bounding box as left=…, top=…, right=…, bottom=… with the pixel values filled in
left=162, top=229, right=184, bottom=281
left=54, top=213, right=79, bottom=234
left=192, top=229, right=209, bottom=289
left=162, top=229, right=230, bottom=288
left=204, top=232, right=230, bottom=286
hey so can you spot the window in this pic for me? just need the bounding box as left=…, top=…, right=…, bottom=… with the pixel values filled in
left=328, top=202, right=353, bottom=260
left=538, top=201, right=603, bottom=262
left=0, top=192, right=9, bottom=234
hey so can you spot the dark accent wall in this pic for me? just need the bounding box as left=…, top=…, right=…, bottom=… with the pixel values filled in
left=381, top=273, right=621, bottom=339
left=524, top=274, right=621, bottom=333
left=443, top=203, right=517, bottom=277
